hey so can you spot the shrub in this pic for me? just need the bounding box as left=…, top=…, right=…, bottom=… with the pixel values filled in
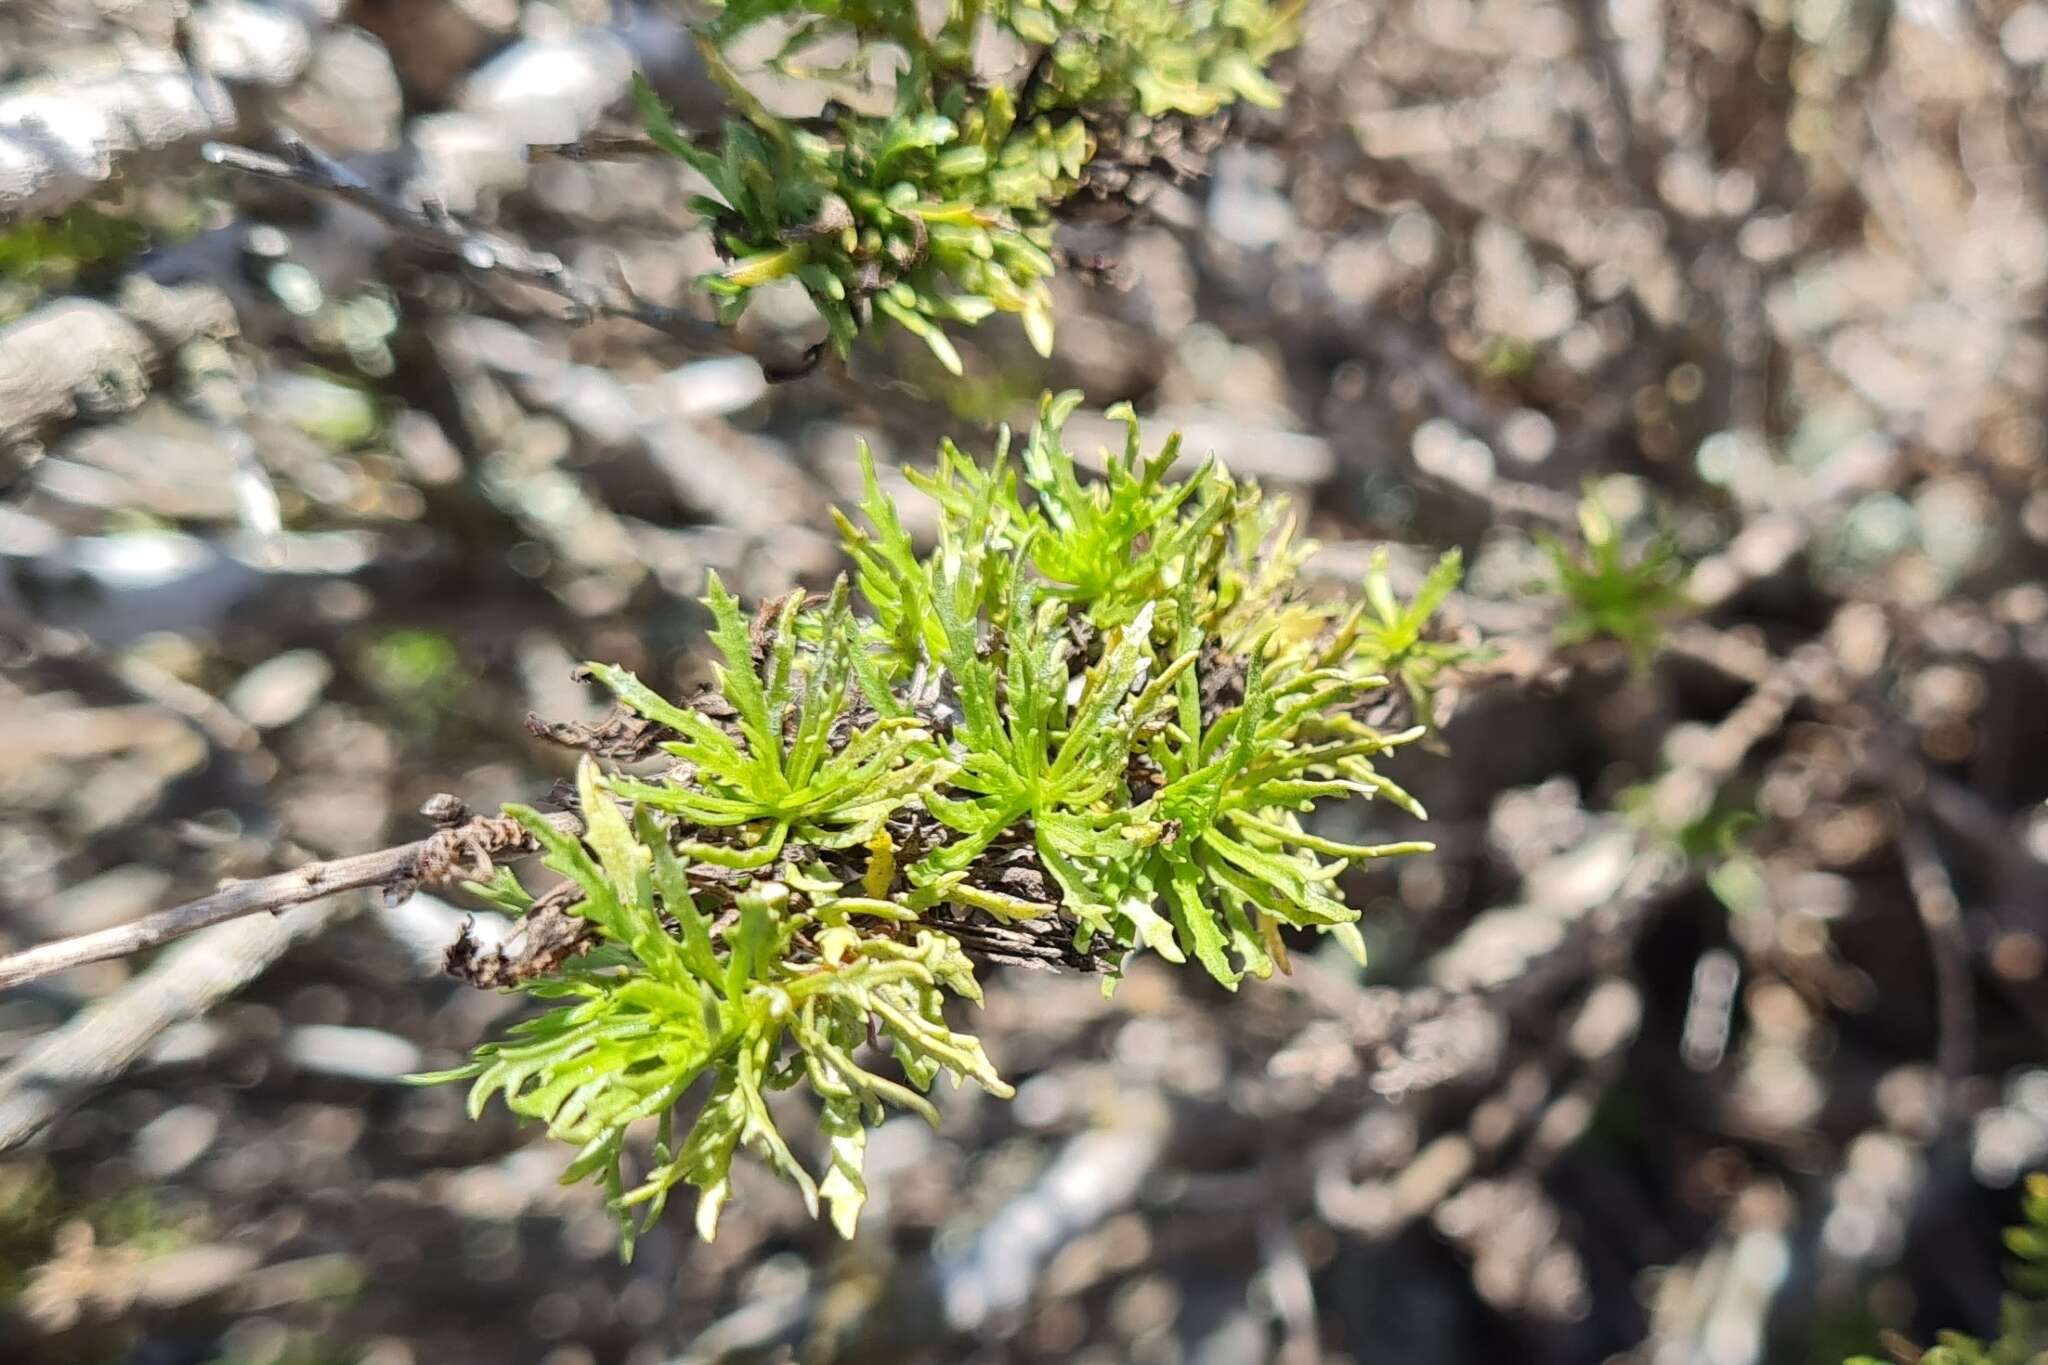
left=415, top=394, right=1457, bottom=1252
left=633, top=0, right=1300, bottom=370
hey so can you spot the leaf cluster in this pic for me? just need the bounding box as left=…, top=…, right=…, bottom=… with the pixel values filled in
left=1355, top=546, right=1471, bottom=729
left=0, top=205, right=151, bottom=313
left=422, top=395, right=1459, bottom=1250
left=1539, top=489, right=1692, bottom=668
left=990, top=0, right=1295, bottom=116
left=633, top=0, right=1299, bottom=370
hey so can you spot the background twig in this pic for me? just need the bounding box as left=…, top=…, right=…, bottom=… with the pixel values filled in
left=0, top=807, right=578, bottom=994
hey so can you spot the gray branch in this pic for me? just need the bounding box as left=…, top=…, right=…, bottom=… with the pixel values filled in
left=0, top=806, right=579, bottom=995
left=0, top=7, right=754, bottom=460
left=200, top=132, right=824, bottom=379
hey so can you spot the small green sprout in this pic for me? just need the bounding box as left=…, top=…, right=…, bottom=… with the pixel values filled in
left=1538, top=489, right=1690, bottom=667
left=1354, top=547, right=1472, bottom=728
left=418, top=395, right=1458, bottom=1251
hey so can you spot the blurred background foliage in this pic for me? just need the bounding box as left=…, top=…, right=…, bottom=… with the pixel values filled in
left=2, top=0, right=2048, bottom=1362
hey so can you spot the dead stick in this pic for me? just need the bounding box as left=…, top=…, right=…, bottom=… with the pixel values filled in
left=200, top=133, right=825, bottom=381
left=0, top=807, right=579, bottom=993
left=1897, top=815, right=1976, bottom=1102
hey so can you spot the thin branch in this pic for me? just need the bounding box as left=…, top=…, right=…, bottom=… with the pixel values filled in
left=527, top=136, right=669, bottom=162
left=200, top=133, right=826, bottom=381
left=0, top=805, right=580, bottom=994
left=1564, top=0, right=1652, bottom=210
left=1897, top=814, right=1976, bottom=1103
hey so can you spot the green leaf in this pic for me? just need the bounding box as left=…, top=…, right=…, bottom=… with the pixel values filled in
left=462, top=865, right=534, bottom=917
left=817, top=1095, right=869, bottom=1238
left=1165, top=860, right=1237, bottom=987
left=632, top=74, right=721, bottom=184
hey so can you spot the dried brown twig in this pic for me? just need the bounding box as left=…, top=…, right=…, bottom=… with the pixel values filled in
left=527, top=136, right=668, bottom=162
left=0, top=802, right=579, bottom=993
left=201, top=133, right=826, bottom=381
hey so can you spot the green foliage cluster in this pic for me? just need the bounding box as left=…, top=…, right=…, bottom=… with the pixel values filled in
left=0, top=1162, right=196, bottom=1305
left=0, top=206, right=150, bottom=320
left=419, top=395, right=1458, bottom=1250
left=634, top=0, right=1298, bottom=370
left=0, top=1163, right=58, bottom=1304
left=0, top=207, right=148, bottom=284
left=1355, top=546, right=1469, bottom=729
left=1539, top=489, right=1691, bottom=667
left=1848, top=1172, right=2048, bottom=1365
